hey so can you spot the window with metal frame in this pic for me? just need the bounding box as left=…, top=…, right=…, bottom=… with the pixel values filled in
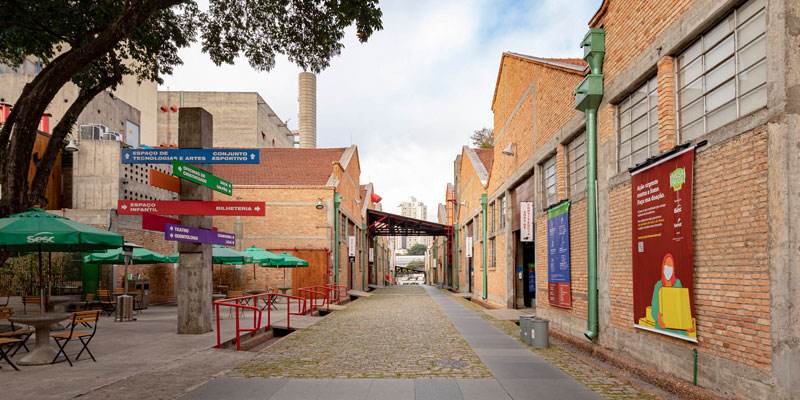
left=341, top=214, right=347, bottom=240
left=489, top=201, right=496, bottom=234
left=567, top=130, right=587, bottom=196
left=541, top=154, right=558, bottom=209
left=498, top=195, right=507, bottom=230
left=489, top=237, right=496, bottom=269
left=678, top=0, right=766, bottom=142
left=618, top=76, right=658, bottom=171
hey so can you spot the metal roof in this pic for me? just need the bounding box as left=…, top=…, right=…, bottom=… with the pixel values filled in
left=366, top=209, right=450, bottom=237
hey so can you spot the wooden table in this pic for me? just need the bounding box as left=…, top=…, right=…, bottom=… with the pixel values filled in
left=9, top=313, right=70, bottom=365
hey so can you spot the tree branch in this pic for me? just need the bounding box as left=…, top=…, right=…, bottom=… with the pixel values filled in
left=28, top=56, right=123, bottom=208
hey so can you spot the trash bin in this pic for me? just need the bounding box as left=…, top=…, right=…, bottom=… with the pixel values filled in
left=530, top=317, right=549, bottom=348
left=520, top=316, right=533, bottom=345
left=115, top=295, right=135, bottom=322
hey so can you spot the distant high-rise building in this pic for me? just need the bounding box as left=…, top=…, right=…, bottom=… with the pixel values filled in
left=395, top=196, right=432, bottom=251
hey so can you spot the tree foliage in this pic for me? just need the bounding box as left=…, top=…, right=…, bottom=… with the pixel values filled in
left=470, top=127, right=494, bottom=149
left=0, top=0, right=383, bottom=217
left=406, top=243, right=428, bottom=256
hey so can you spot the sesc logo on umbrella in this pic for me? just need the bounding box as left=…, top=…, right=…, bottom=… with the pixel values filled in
left=27, top=232, right=55, bottom=243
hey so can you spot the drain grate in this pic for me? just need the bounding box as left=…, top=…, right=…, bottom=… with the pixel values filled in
left=434, top=359, right=469, bottom=368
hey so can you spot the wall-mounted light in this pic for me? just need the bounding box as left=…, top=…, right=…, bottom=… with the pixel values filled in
left=502, top=142, right=517, bottom=156
left=355, top=199, right=362, bottom=205
left=65, top=139, right=79, bottom=152
left=316, top=198, right=324, bottom=210
left=460, top=201, right=467, bottom=207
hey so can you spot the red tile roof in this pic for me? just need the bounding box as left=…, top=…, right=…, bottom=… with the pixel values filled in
left=214, top=148, right=346, bottom=186
left=474, top=148, right=494, bottom=171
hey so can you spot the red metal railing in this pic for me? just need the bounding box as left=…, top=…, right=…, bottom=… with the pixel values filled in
left=214, top=292, right=307, bottom=350
left=325, top=284, right=348, bottom=304
left=298, top=287, right=327, bottom=313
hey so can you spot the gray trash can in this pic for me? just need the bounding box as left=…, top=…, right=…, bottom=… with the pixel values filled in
left=530, top=317, right=549, bottom=348
left=520, top=316, right=531, bottom=344
left=115, top=295, right=135, bottom=322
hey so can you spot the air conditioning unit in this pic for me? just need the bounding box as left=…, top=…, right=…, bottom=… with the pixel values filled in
left=100, top=131, right=122, bottom=142
left=79, top=124, right=108, bottom=140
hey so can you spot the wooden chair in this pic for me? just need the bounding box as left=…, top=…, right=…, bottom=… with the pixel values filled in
left=82, top=293, right=97, bottom=311
left=51, top=310, right=101, bottom=366
left=97, top=290, right=115, bottom=316
left=115, top=287, right=125, bottom=295
left=22, top=295, right=47, bottom=314
left=0, top=337, right=23, bottom=371
left=0, top=307, right=32, bottom=356
left=226, top=290, right=245, bottom=317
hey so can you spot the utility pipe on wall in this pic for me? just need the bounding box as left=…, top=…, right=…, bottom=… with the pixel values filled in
left=574, top=28, right=605, bottom=341
left=362, top=223, right=366, bottom=290
left=454, top=223, right=459, bottom=290
left=333, top=193, right=341, bottom=286
left=481, top=194, right=488, bottom=300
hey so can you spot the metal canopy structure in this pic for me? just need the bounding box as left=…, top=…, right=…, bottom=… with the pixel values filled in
left=366, top=209, right=450, bottom=237
left=395, top=265, right=424, bottom=274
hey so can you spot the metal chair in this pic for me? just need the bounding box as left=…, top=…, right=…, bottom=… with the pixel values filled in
left=51, top=310, right=101, bottom=366
left=0, top=307, right=32, bottom=356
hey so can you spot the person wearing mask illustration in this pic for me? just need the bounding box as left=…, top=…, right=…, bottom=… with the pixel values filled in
left=651, top=253, right=695, bottom=336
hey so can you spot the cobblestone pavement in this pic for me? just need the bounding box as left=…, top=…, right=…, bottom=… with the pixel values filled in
left=444, top=291, right=657, bottom=399
left=232, top=287, right=492, bottom=379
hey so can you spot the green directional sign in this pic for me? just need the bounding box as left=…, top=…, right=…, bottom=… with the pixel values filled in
left=172, top=159, right=233, bottom=196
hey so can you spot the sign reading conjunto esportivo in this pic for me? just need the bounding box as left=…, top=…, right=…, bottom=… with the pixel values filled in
left=122, top=148, right=259, bottom=164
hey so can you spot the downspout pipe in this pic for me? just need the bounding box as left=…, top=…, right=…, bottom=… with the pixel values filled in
left=362, top=223, right=367, bottom=290
left=334, top=192, right=342, bottom=286
left=481, top=194, right=488, bottom=300
left=574, top=28, right=605, bottom=341
left=454, top=223, right=459, bottom=290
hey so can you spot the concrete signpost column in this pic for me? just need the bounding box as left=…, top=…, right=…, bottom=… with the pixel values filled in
left=177, top=108, right=214, bottom=334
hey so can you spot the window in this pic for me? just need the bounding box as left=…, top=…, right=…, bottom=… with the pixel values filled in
left=567, top=130, right=587, bottom=196
left=618, top=76, right=659, bottom=171
left=489, top=237, right=496, bottom=269
left=498, top=195, right=507, bottom=230
left=677, top=0, right=766, bottom=142
left=541, top=155, right=557, bottom=208
left=489, top=201, right=496, bottom=234
left=340, top=214, right=347, bottom=240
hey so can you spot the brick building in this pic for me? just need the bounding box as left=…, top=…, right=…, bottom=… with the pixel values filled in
left=444, top=0, right=798, bottom=398
left=213, top=146, right=390, bottom=294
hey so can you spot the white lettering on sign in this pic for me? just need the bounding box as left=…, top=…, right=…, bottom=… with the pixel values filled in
left=465, top=237, right=473, bottom=258
left=520, top=201, right=534, bottom=242
left=27, top=232, right=55, bottom=243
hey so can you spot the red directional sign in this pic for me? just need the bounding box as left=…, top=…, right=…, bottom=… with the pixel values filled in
left=118, top=200, right=265, bottom=216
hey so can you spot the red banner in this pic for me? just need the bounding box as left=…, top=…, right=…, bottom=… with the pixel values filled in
left=118, top=200, right=265, bottom=216
left=141, top=213, right=180, bottom=233
left=631, top=147, right=696, bottom=342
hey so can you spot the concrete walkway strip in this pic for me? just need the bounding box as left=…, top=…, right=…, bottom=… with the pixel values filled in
left=424, top=286, right=602, bottom=400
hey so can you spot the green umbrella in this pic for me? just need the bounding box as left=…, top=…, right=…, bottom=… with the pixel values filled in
left=0, top=208, right=124, bottom=310
left=270, top=253, right=309, bottom=286
left=242, top=246, right=282, bottom=290
left=165, top=246, right=252, bottom=264
left=241, top=246, right=282, bottom=266
left=84, top=247, right=169, bottom=264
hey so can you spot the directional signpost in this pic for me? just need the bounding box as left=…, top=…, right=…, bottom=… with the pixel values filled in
left=165, top=223, right=235, bottom=246
left=122, top=148, right=259, bottom=164
left=172, top=160, right=232, bottom=196
left=118, top=200, right=265, bottom=216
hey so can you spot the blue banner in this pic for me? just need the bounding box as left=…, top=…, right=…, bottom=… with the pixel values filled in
left=122, top=148, right=260, bottom=164
left=547, top=201, right=571, bottom=308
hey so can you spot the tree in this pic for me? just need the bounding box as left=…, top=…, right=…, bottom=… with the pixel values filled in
left=406, top=243, right=428, bottom=255
left=470, top=127, right=494, bottom=148
left=0, top=0, right=383, bottom=218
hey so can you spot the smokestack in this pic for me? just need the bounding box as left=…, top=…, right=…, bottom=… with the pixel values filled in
left=298, top=72, right=317, bottom=148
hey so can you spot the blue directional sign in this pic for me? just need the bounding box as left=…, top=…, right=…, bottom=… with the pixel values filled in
left=122, top=148, right=260, bottom=164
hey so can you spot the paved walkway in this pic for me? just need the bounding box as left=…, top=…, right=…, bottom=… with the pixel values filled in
left=183, top=286, right=605, bottom=399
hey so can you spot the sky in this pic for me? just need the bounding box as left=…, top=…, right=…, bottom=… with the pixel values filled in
left=161, top=0, right=601, bottom=221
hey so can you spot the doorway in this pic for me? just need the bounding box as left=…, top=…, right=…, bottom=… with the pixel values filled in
left=521, top=241, right=536, bottom=307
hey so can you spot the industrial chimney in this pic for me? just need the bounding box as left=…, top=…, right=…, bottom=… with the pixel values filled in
left=298, top=72, right=317, bottom=148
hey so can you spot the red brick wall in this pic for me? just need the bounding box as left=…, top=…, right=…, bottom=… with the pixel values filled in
left=608, top=127, right=771, bottom=370
left=114, top=228, right=176, bottom=304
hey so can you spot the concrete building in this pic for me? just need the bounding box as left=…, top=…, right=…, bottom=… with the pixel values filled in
left=0, top=57, right=152, bottom=147
left=394, top=197, right=433, bottom=251
left=157, top=91, right=293, bottom=148
left=443, top=0, right=798, bottom=398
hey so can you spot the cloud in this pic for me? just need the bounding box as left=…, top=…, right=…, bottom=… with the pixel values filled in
left=161, top=0, right=601, bottom=221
